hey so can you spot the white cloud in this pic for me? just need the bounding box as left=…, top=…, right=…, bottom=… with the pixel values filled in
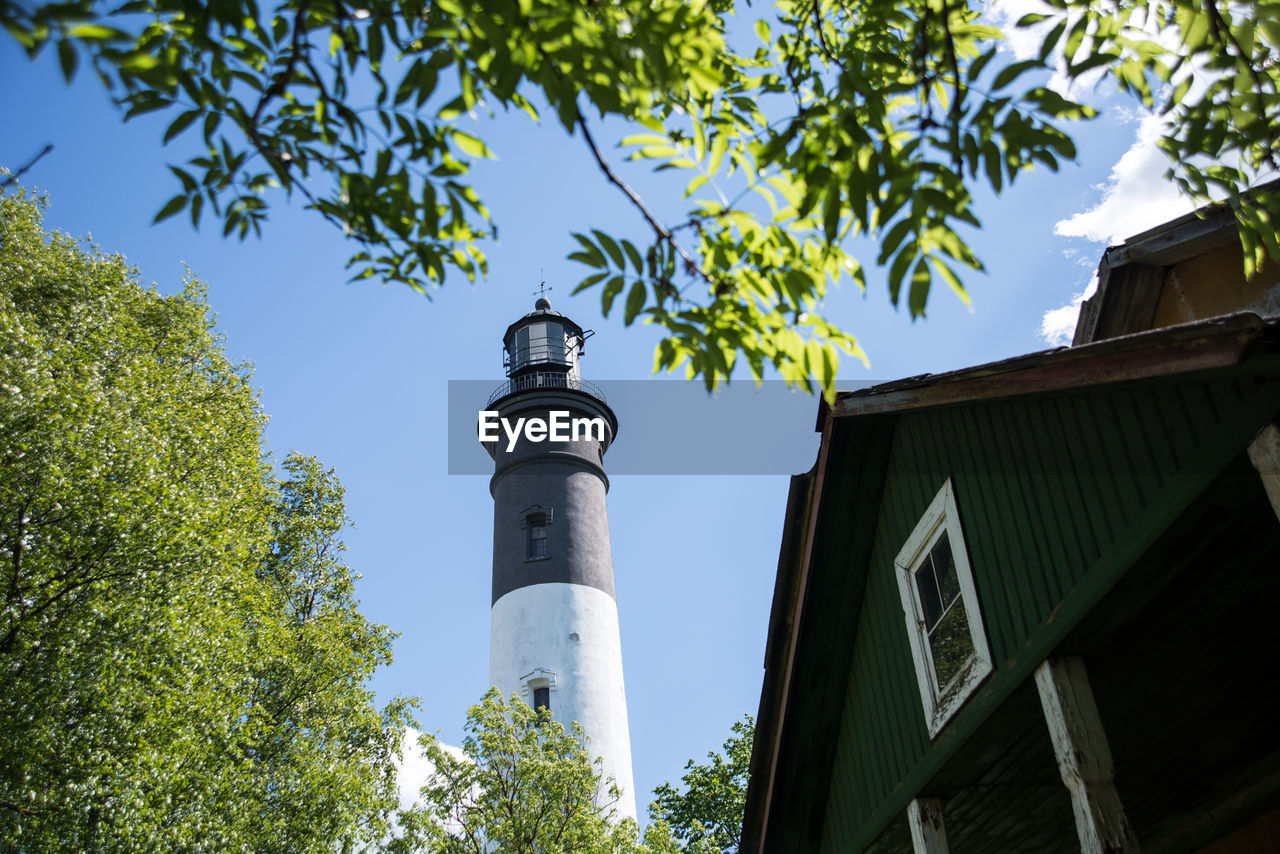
left=1053, top=113, right=1195, bottom=245
left=984, top=0, right=1110, bottom=97
left=396, top=728, right=433, bottom=810
left=985, top=0, right=1053, bottom=61
left=1039, top=274, right=1098, bottom=346
left=386, top=729, right=470, bottom=851
left=395, top=728, right=466, bottom=810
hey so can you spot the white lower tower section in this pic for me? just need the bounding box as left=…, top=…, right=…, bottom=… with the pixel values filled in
left=490, top=581, right=637, bottom=820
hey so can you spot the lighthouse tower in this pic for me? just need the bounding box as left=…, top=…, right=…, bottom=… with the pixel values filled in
left=483, top=297, right=637, bottom=820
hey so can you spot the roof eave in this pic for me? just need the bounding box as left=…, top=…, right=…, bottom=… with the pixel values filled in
left=742, top=410, right=832, bottom=853
left=832, top=312, right=1276, bottom=420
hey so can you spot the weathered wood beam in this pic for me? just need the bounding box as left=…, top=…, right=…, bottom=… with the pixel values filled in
left=1034, top=657, right=1140, bottom=853
left=907, top=797, right=950, bottom=854
left=832, top=314, right=1265, bottom=420
left=1246, top=422, right=1280, bottom=523
left=1090, top=262, right=1167, bottom=343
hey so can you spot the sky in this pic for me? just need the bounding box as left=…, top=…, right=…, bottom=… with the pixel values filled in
left=0, top=4, right=1202, bottom=821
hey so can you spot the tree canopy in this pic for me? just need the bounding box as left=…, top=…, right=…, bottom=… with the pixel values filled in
left=2, top=0, right=1277, bottom=397
left=0, top=186, right=411, bottom=851
left=386, top=692, right=756, bottom=853
left=391, top=690, right=658, bottom=854
left=648, top=716, right=753, bottom=854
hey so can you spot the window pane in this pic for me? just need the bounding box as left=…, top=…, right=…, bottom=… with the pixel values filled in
left=930, top=535, right=960, bottom=610
left=546, top=322, right=564, bottom=360
left=527, top=522, right=547, bottom=559
left=914, top=557, right=942, bottom=629
left=527, top=322, right=552, bottom=363
left=533, top=686, right=550, bottom=712
left=929, top=597, right=975, bottom=689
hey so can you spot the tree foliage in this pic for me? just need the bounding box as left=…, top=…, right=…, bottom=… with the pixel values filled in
left=648, top=716, right=753, bottom=854
left=0, top=186, right=411, bottom=851
left=2, top=0, right=1277, bottom=397
left=390, top=690, right=660, bottom=854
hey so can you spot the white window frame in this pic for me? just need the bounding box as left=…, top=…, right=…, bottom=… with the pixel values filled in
left=519, top=667, right=558, bottom=709
left=894, top=479, right=993, bottom=738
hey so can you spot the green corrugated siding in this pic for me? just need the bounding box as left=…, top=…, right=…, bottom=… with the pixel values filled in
left=820, top=374, right=1280, bottom=852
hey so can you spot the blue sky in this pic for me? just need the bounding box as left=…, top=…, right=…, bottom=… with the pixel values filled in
left=0, top=5, right=1199, bottom=817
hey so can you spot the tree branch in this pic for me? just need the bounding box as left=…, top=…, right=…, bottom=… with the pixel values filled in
left=0, top=144, right=53, bottom=189
left=574, top=110, right=714, bottom=288
left=809, top=0, right=839, bottom=65
left=0, top=798, right=41, bottom=816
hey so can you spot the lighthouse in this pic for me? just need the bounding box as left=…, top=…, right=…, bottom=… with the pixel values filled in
left=482, top=297, right=637, bottom=820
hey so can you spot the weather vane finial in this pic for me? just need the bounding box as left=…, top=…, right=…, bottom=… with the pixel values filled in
left=534, top=276, right=552, bottom=303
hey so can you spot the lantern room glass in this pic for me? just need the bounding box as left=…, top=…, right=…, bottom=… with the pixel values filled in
left=507, top=319, right=580, bottom=378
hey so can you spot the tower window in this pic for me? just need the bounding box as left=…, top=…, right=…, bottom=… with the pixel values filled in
left=521, top=505, right=553, bottom=562
left=528, top=517, right=547, bottom=559
left=520, top=668, right=556, bottom=719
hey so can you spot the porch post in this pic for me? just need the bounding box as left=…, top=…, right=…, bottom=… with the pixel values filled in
left=908, top=797, right=950, bottom=854
left=1034, top=657, right=1139, bottom=853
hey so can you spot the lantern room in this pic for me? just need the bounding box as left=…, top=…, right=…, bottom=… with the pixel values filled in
left=502, top=297, right=589, bottom=381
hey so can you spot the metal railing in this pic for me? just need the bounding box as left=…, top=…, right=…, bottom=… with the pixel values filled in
left=504, top=343, right=567, bottom=372
left=486, top=372, right=607, bottom=407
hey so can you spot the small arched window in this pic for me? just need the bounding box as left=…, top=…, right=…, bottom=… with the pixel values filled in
left=521, top=667, right=557, bottom=720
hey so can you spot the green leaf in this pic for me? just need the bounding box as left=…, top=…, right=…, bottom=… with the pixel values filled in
left=571, top=270, right=610, bottom=294
left=601, top=275, right=625, bottom=316
left=992, top=59, right=1041, bottom=91
left=168, top=166, right=197, bottom=193
left=452, top=131, right=493, bottom=159
left=568, top=233, right=606, bottom=269
left=887, top=240, right=917, bottom=306
left=163, top=110, right=202, bottom=144
left=908, top=257, right=932, bottom=317
left=983, top=141, right=1003, bottom=193
left=821, top=177, right=844, bottom=243
left=932, top=256, right=970, bottom=306
left=56, top=40, right=77, bottom=81
left=153, top=194, right=188, bottom=223
left=592, top=229, right=626, bottom=269
left=68, top=24, right=126, bottom=40
left=123, top=95, right=171, bottom=120
left=623, top=280, right=646, bottom=325
left=622, top=240, right=644, bottom=275
left=1039, top=18, right=1068, bottom=61
left=967, top=47, right=998, bottom=83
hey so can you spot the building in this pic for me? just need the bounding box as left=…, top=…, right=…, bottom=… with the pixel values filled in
left=482, top=297, right=637, bottom=820
left=743, top=194, right=1280, bottom=852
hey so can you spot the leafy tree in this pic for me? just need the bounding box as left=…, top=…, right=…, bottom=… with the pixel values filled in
left=390, top=689, right=666, bottom=854
left=0, top=185, right=411, bottom=852
left=648, top=717, right=753, bottom=854
left=2, top=0, right=1277, bottom=397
